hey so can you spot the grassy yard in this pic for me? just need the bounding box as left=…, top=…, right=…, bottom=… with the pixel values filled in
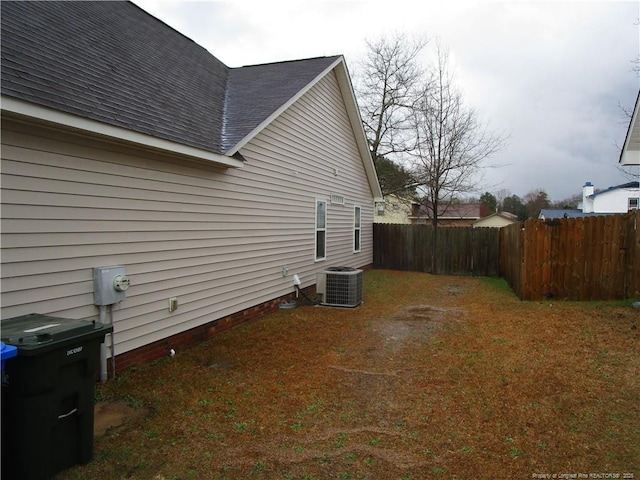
left=57, top=270, right=639, bottom=480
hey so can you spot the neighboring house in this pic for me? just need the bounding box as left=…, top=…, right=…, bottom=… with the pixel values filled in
left=539, top=181, right=639, bottom=220
left=472, top=211, right=518, bottom=228
left=0, top=2, right=382, bottom=370
left=373, top=195, right=413, bottom=224
left=620, top=90, right=640, bottom=166
left=409, top=203, right=492, bottom=226
left=581, top=181, right=639, bottom=213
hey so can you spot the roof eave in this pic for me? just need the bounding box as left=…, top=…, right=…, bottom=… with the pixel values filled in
left=1, top=96, right=244, bottom=169
left=620, top=90, right=640, bottom=166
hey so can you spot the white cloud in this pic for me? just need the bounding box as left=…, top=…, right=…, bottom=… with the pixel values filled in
left=133, top=0, right=639, bottom=201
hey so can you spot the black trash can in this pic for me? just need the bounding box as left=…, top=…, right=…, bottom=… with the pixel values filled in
left=1, top=313, right=112, bottom=480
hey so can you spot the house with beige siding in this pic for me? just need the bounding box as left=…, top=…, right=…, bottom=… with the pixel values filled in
left=0, top=2, right=382, bottom=371
left=374, top=195, right=413, bottom=224
left=472, top=211, right=517, bottom=228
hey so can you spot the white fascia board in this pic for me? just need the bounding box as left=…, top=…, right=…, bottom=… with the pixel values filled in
left=1, top=96, right=244, bottom=168
left=333, top=58, right=384, bottom=203
left=620, top=91, right=640, bottom=166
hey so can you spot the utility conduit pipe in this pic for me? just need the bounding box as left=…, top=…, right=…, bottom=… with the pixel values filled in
left=99, top=305, right=108, bottom=383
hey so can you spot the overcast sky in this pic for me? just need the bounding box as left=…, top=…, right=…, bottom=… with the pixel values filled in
left=133, top=0, right=639, bottom=202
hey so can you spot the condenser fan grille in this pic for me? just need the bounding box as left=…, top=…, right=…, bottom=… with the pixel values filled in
left=323, top=267, right=363, bottom=307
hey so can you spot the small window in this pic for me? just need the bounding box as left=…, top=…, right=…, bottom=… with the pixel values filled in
left=354, top=206, right=361, bottom=253
left=629, top=197, right=639, bottom=211
left=315, top=199, right=327, bottom=261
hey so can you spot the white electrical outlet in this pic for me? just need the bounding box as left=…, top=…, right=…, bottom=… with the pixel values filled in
left=168, top=297, right=178, bottom=312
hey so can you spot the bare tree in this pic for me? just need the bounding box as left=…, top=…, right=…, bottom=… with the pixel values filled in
left=493, top=188, right=511, bottom=211
left=354, top=33, right=427, bottom=162
left=409, top=44, right=505, bottom=227
left=633, top=18, right=640, bottom=76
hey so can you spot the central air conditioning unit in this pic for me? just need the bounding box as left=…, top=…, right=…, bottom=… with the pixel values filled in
left=315, top=267, right=363, bottom=307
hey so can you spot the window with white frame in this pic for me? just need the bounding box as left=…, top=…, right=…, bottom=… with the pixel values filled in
left=354, top=205, right=361, bottom=252
left=315, top=199, right=327, bottom=261
left=629, top=197, right=639, bottom=211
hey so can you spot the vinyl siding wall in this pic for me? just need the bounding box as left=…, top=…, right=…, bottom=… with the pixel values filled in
left=592, top=188, right=640, bottom=213
left=0, top=70, right=375, bottom=356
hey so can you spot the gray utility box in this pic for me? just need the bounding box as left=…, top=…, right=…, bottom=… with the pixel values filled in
left=1, top=314, right=112, bottom=480
left=93, top=265, right=129, bottom=305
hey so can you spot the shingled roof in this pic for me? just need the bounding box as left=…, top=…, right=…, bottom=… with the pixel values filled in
left=224, top=58, right=339, bottom=153
left=0, top=1, right=340, bottom=157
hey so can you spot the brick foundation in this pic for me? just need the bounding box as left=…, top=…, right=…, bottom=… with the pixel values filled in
left=111, top=288, right=308, bottom=374
left=109, top=264, right=372, bottom=374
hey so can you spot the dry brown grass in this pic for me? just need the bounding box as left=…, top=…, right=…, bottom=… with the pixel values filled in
left=57, top=270, right=639, bottom=480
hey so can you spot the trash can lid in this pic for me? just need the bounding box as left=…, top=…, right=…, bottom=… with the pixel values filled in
left=1, top=313, right=108, bottom=352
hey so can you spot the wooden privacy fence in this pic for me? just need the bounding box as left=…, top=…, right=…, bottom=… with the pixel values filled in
left=373, top=223, right=500, bottom=276
left=373, top=210, right=640, bottom=301
left=500, top=210, right=640, bottom=301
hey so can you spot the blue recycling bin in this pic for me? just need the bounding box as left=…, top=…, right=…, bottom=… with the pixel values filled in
left=1, top=314, right=112, bottom=480
left=1, top=341, right=17, bottom=370
left=1, top=341, right=17, bottom=478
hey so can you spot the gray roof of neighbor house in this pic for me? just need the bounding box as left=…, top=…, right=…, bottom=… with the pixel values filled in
left=0, top=1, right=339, bottom=156
left=538, top=209, right=617, bottom=220
left=411, top=203, right=492, bottom=219
left=588, top=181, right=640, bottom=198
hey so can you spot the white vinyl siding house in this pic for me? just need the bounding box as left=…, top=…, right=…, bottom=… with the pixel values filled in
left=0, top=70, right=377, bottom=357
left=541, top=181, right=640, bottom=219
left=581, top=181, right=640, bottom=214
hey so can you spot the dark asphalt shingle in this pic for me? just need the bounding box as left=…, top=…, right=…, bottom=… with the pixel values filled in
left=223, top=57, right=339, bottom=152
left=1, top=1, right=338, bottom=156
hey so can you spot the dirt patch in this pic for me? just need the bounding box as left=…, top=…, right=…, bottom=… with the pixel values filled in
left=377, top=304, right=460, bottom=347
left=93, top=400, right=148, bottom=437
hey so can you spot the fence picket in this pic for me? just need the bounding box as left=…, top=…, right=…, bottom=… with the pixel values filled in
left=373, top=211, right=640, bottom=301
left=373, top=224, right=500, bottom=276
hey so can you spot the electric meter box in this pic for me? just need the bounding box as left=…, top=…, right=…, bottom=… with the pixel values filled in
left=93, top=265, right=129, bottom=305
